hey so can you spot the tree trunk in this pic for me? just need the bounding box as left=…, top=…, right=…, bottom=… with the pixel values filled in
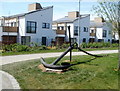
left=118, top=31, right=120, bottom=71
left=118, top=1, right=120, bottom=71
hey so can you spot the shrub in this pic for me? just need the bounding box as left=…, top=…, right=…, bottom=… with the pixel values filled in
left=15, top=44, right=29, bottom=52
left=80, top=42, right=116, bottom=48
left=61, top=43, right=70, bottom=49
left=30, top=42, right=39, bottom=47
left=2, top=43, right=30, bottom=52
left=37, top=45, right=49, bottom=50
left=112, top=43, right=119, bottom=47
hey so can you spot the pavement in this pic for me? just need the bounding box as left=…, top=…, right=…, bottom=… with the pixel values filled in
left=0, top=50, right=118, bottom=90
left=0, top=71, right=20, bottom=90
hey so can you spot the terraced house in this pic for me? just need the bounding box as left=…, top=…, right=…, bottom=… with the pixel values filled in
left=0, top=3, right=55, bottom=46
left=52, top=11, right=90, bottom=46
left=90, top=17, right=113, bottom=43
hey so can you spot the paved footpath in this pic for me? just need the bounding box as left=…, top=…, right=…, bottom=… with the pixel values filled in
left=0, top=71, right=20, bottom=90
left=0, top=50, right=118, bottom=65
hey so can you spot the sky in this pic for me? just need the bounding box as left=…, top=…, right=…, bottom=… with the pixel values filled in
left=0, top=0, right=99, bottom=20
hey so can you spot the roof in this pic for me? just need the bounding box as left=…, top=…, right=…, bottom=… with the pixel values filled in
left=53, top=14, right=90, bottom=23
left=90, top=21, right=103, bottom=28
left=2, top=6, right=53, bottom=19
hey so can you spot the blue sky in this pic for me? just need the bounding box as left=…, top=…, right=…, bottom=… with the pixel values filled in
left=0, top=0, right=98, bottom=20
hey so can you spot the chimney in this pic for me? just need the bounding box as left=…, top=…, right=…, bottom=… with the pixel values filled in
left=28, top=3, right=42, bottom=12
left=94, top=17, right=105, bottom=23
left=68, top=11, right=79, bottom=18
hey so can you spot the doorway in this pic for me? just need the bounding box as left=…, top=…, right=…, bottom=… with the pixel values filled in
left=42, top=37, right=46, bottom=45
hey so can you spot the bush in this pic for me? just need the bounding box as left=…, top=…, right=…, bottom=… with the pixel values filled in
left=80, top=42, right=117, bottom=48
left=30, top=42, right=39, bottom=47
left=56, top=43, right=70, bottom=49
left=38, top=45, right=49, bottom=50
left=2, top=43, right=30, bottom=52
left=111, top=43, right=119, bottom=47
left=15, top=44, right=29, bottom=52
left=61, top=43, right=70, bottom=49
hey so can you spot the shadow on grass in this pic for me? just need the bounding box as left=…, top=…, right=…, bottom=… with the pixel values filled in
left=71, top=57, right=97, bottom=66
left=69, top=53, right=109, bottom=66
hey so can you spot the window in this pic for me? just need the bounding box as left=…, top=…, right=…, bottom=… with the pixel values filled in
left=98, top=39, right=104, bottom=42
left=74, top=26, right=78, bottom=36
left=83, top=38, right=86, bottom=42
left=57, top=26, right=64, bottom=30
left=11, top=22, right=17, bottom=27
left=42, top=23, right=50, bottom=29
left=21, top=36, right=31, bottom=45
left=11, top=22, right=14, bottom=27
left=103, top=30, right=107, bottom=37
left=91, top=30, right=94, bottom=33
left=109, top=30, right=111, bottom=34
left=61, top=26, right=64, bottom=30
left=57, top=26, right=60, bottom=30
left=14, top=22, right=17, bottom=27
left=27, top=21, right=37, bottom=33
left=83, top=27, right=88, bottom=32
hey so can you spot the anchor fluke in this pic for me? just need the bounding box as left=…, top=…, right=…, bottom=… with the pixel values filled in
left=40, top=57, right=73, bottom=70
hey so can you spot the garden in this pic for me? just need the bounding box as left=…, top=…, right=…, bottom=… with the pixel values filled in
left=1, top=42, right=118, bottom=56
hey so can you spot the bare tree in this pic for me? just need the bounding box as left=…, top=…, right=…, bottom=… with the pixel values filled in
left=92, top=0, right=120, bottom=70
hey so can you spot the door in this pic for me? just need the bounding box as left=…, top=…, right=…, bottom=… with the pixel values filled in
left=21, top=36, right=31, bottom=45
left=42, top=37, right=46, bottom=45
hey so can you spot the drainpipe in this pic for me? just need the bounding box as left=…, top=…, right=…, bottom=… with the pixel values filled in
left=17, top=16, right=19, bottom=44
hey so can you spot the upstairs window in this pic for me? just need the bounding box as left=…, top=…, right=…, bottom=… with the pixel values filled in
left=61, top=26, right=64, bottom=30
left=42, top=23, right=50, bottom=29
left=109, top=30, right=111, bottom=34
left=74, top=26, right=78, bottom=36
left=103, top=30, right=107, bottom=37
left=11, top=22, right=14, bottom=27
left=91, top=30, right=94, bottom=33
left=57, top=26, right=60, bottom=30
left=26, top=21, right=37, bottom=33
left=57, top=26, right=64, bottom=30
left=84, top=27, right=88, bottom=32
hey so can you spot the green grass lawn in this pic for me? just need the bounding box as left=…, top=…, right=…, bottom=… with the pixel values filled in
left=2, top=47, right=118, bottom=56
left=2, top=53, right=119, bottom=89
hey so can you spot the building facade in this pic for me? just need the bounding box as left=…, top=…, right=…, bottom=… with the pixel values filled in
left=90, top=17, right=112, bottom=43
left=53, top=11, right=90, bottom=46
left=0, top=3, right=56, bottom=46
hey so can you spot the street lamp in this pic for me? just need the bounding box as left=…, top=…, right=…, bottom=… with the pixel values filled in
left=78, top=0, right=81, bottom=47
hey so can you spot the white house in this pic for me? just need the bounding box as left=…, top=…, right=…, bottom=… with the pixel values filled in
left=0, top=3, right=56, bottom=46
left=90, top=17, right=112, bottom=43
left=52, top=11, right=90, bottom=45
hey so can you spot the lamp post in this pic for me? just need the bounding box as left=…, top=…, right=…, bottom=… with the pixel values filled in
left=78, top=0, right=81, bottom=47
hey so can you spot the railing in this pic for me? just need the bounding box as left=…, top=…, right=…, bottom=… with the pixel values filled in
left=90, top=33, right=95, bottom=36
left=3, top=26, right=18, bottom=32
left=56, top=30, right=65, bottom=35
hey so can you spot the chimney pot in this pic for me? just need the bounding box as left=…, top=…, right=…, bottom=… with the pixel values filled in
left=68, top=11, right=79, bottom=18
left=28, top=3, right=42, bottom=12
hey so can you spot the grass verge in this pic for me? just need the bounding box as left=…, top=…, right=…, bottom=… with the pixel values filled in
left=2, top=47, right=118, bottom=56
left=1, top=53, right=119, bottom=89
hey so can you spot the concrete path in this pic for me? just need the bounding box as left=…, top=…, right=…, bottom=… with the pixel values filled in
left=0, top=50, right=118, bottom=65
left=0, top=71, right=20, bottom=90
